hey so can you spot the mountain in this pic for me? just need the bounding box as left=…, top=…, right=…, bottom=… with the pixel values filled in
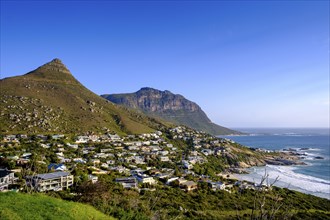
left=102, top=87, right=240, bottom=135
left=0, top=59, right=166, bottom=134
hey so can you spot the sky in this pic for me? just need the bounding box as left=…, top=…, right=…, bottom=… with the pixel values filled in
left=1, top=1, right=329, bottom=128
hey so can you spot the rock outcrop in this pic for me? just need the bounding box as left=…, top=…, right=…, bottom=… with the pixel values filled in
left=35, top=58, right=71, bottom=75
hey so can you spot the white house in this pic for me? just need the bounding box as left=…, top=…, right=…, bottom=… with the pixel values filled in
left=134, top=174, right=156, bottom=185
left=27, top=172, right=73, bottom=192
left=0, top=169, right=18, bottom=191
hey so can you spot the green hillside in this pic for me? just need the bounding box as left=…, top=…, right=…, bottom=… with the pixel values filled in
left=0, top=192, right=114, bottom=220
left=0, top=59, right=166, bottom=135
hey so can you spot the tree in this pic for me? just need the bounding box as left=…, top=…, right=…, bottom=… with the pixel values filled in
left=236, top=170, right=292, bottom=220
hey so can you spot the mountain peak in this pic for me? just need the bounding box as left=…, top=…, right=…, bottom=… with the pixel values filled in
left=50, top=58, right=63, bottom=64
left=139, top=87, right=173, bottom=95
left=36, top=58, right=71, bottom=74
left=139, top=87, right=158, bottom=92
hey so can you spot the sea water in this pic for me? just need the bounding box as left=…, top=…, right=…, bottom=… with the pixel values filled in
left=220, top=128, right=330, bottom=199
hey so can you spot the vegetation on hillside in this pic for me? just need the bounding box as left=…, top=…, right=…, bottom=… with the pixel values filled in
left=70, top=175, right=330, bottom=220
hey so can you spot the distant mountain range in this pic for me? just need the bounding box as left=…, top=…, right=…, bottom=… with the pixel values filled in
left=102, top=88, right=241, bottom=135
left=0, top=59, right=166, bottom=134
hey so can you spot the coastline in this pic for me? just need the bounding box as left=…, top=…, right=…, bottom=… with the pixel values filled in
left=232, top=164, right=330, bottom=200
left=231, top=151, right=330, bottom=200
left=220, top=128, right=330, bottom=199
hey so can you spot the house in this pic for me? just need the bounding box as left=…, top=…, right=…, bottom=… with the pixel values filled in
left=36, top=135, right=48, bottom=141
left=67, top=143, right=78, bottom=149
left=130, top=168, right=145, bottom=175
left=21, top=153, right=32, bottom=159
left=166, top=177, right=179, bottom=185
left=155, top=173, right=170, bottom=179
left=115, top=177, right=138, bottom=189
left=158, top=150, right=169, bottom=156
left=109, top=134, right=121, bottom=141
left=73, top=158, right=86, bottom=163
left=106, top=160, right=115, bottom=165
left=110, top=166, right=130, bottom=174
left=75, top=136, right=88, bottom=143
left=208, top=181, right=225, bottom=191
left=101, top=163, right=109, bottom=169
left=18, top=134, right=28, bottom=139
left=0, top=169, right=18, bottom=191
left=133, top=174, right=156, bottom=185
left=27, top=172, right=73, bottom=192
left=160, top=156, right=170, bottom=162
left=52, top=134, right=65, bottom=139
left=182, top=160, right=193, bottom=169
left=150, top=145, right=161, bottom=152
left=88, top=174, right=98, bottom=184
left=100, top=148, right=112, bottom=153
left=48, top=163, right=67, bottom=172
left=175, top=178, right=188, bottom=185
left=91, top=159, right=101, bottom=164
left=127, top=145, right=139, bottom=151
left=166, top=144, right=173, bottom=148
left=180, top=181, right=198, bottom=192
left=201, top=149, right=214, bottom=156
left=194, top=145, right=202, bottom=149
left=3, top=135, right=19, bottom=143
left=133, top=156, right=145, bottom=164
left=214, top=147, right=227, bottom=155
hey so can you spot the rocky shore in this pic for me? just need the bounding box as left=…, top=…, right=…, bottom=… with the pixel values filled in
left=229, top=150, right=308, bottom=174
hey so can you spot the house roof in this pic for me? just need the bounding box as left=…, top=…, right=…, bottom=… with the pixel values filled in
left=34, top=172, right=70, bottom=180
left=48, top=163, right=65, bottom=170
left=181, top=181, right=197, bottom=187
left=0, top=169, right=13, bottom=178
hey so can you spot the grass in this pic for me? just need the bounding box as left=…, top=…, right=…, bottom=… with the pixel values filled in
left=0, top=192, right=115, bottom=220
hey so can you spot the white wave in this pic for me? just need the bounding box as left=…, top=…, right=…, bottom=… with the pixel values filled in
left=304, top=152, right=329, bottom=160
left=284, top=147, right=300, bottom=150
left=301, top=157, right=316, bottom=161
left=304, top=152, right=319, bottom=157
left=237, top=165, right=330, bottom=199
left=305, top=148, right=322, bottom=151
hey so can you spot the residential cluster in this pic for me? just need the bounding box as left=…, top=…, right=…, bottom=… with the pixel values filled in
left=0, top=126, right=264, bottom=193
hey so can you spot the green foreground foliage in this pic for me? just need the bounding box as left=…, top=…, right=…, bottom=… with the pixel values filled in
left=0, top=192, right=114, bottom=220
left=71, top=176, right=330, bottom=220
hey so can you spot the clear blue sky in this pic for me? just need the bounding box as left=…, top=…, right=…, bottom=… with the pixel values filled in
left=1, top=1, right=329, bottom=128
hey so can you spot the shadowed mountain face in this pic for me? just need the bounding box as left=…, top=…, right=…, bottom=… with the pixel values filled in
left=102, top=88, right=241, bottom=135
left=0, top=59, right=166, bottom=134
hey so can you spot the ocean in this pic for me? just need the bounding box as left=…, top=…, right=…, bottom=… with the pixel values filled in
left=220, top=128, right=330, bottom=199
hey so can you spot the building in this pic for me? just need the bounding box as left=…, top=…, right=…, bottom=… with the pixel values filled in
left=208, top=181, right=225, bottom=191
left=0, top=169, right=18, bottom=191
left=160, top=156, right=170, bottom=162
left=133, top=174, right=156, bottom=185
left=180, top=181, right=198, bottom=192
left=115, top=177, right=138, bottom=189
left=48, top=163, right=67, bottom=172
left=182, top=160, right=193, bottom=169
left=27, top=172, right=73, bottom=192
left=88, top=174, right=98, bottom=184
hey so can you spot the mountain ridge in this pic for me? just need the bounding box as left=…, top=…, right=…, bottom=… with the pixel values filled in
left=102, top=88, right=241, bottom=135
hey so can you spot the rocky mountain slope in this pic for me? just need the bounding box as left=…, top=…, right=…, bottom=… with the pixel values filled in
left=0, top=59, right=166, bottom=134
left=102, top=87, right=241, bottom=135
